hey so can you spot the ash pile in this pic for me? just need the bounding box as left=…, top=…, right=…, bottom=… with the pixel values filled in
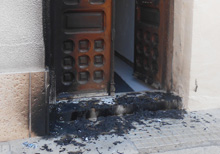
left=49, top=91, right=184, bottom=140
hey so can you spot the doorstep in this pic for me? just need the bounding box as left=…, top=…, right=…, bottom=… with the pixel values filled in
left=50, top=91, right=183, bottom=123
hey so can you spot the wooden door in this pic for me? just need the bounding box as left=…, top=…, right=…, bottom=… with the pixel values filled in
left=134, top=0, right=170, bottom=88
left=52, top=0, right=112, bottom=96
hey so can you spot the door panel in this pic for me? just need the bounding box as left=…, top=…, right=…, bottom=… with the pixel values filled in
left=52, top=0, right=112, bottom=95
left=134, top=0, right=169, bottom=87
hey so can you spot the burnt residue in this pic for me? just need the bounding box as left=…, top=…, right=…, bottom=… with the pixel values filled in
left=40, top=102, right=216, bottom=154
left=117, top=150, right=124, bottom=154
left=54, top=135, right=86, bottom=147
left=30, top=73, right=48, bottom=137
left=113, top=141, right=122, bottom=146
left=40, top=144, right=53, bottom=152
left=68, top=151, right=83, bottom=154
left=50, top=109, right=185, bottom=140
left=59, top=148, right=66, bottom=153
left=50, top=92, right=182, bottom=122
left=194, top=79, right=198, bottom=92
left=49, top=92, right=184, bottom=142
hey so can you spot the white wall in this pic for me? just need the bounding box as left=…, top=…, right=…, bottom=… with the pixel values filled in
left=188, top=0, right=220, bottom=110
left=115, top=0, right=135, bottom=63
left=0, top=0, right=45, bottom=73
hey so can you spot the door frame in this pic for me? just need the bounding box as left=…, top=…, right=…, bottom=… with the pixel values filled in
left=43, top=0, right=175, bottom=99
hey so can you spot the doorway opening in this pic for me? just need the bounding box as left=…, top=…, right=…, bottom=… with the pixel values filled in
left=113, top=0, right=171, bottom=94
left=114, top=0, right=152, bottom=93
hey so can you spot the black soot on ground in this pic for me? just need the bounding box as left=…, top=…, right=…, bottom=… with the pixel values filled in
left=49, top=92, right=185, bottom=147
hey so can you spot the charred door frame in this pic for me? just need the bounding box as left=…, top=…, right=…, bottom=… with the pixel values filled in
left=43, top=0, right=174, bottom=98
left=159, top=0, right=174, bottom=91
left=134, top=0, right=174, bottom=90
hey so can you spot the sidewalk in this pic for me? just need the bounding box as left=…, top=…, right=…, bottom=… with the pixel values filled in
left=1, top=109, right=220, bottom=154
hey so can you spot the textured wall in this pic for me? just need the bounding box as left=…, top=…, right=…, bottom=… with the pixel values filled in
left=0, top=0, right=46, bottom=141
left=0, top=72, right=47, bottom=141
left=0, top=73, right=29, bottom=141
left=172, top=0, right=194, bottom=109
left=115, top=0, right=135, bottom=62
left=172, top=0, right=220, bottom=110
left=0, top=0, right=45, bottom=73
left=188, top=0, right=220, bottom=110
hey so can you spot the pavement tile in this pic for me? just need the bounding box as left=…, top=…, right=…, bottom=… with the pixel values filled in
left=1, top=144, right=10, bottom=153
left=154, top=138, right=167, bottom=145
left=1, top=109, right=220, bottom=153
left=135, top=139, right=157, bottom=149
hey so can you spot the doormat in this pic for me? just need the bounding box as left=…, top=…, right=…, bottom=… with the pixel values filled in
left=114, top=72, right=134, bottom=93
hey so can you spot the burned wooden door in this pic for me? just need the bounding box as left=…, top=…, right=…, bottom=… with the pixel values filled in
left=134, top=0, right=170, bottom=88
left=52, top=0, right=112, bottom=96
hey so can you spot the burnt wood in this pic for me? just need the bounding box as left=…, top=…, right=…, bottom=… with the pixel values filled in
left=134, top=0, right=172, bottom=89
left=51, top=0, right=113, bottom=95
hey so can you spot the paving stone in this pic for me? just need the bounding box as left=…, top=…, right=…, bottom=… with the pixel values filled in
left=1, top=144, right=10, bottom=153
left=154, top=138, right=167, bottom=145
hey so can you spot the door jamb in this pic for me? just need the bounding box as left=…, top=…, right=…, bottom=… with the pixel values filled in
left=109, top=0, right=116, bottom=96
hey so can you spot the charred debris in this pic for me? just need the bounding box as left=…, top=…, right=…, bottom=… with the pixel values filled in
left=49, top=91, right=184, bottom=140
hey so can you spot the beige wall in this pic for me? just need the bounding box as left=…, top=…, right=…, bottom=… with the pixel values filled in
left=0, top=72, right=47, bottom=141
left=173, top=0, right=220, bottom=110
left=0, top=0, right=45, bottom=73
left=188, top=0, right=220, bottom=110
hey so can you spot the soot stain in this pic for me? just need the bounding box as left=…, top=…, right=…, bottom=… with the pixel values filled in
left=48, top=92, right=218, bottom=151
left=54, top=135, right=86, bottom=147
left=50, top=92, right=182, bottom=122
left=40, top=144, right=53, bottom=152
left=68, top=151, right=83, bottom=154
left=113, top=141, right=122, bottom=145
left=50, top=109, right=186, bottom=141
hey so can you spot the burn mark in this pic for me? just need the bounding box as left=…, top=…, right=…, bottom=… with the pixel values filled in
left=68, top=151, right=83, bottom=154
left=96, top=147, right=102, bottom=154
left=49, top=109, right=186, bottom=142
left=194, top=79, right=198, bottom=92
left=54, top=135, right=86, bottom=146
left=40, top=144, right=53, bottom=152
left=113, top=141, right=122, bottom=145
